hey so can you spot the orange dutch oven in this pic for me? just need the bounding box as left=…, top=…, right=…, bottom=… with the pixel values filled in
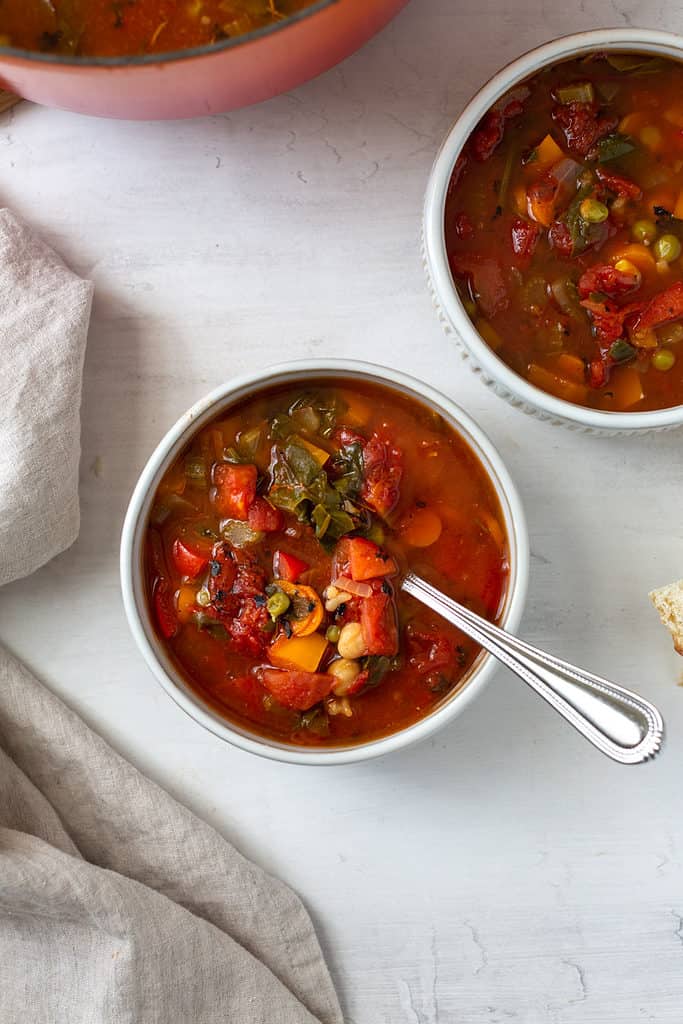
left=0, top=0, right=409, bottom=120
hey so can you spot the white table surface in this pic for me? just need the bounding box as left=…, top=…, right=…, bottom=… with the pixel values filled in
left=2, top=2, right=683, bottom=1020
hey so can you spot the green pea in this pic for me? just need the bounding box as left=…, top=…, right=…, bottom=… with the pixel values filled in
left=652, top=348, right=676, bottom=372
left=579, top=198, right=609, bottom=224
left=266, top=590, right=291, bottom=618
left=654, top=234, right=682, bottom=262
left=658, top=323, right=683, bottom=346
left=631, top=219, right=657, bottom=244
left=326, top=625, right=341, bottom=644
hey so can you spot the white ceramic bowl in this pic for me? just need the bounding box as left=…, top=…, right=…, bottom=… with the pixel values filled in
left=423, top=28, right=683, bottom=434
left=120, top=359, right=529, bottom=765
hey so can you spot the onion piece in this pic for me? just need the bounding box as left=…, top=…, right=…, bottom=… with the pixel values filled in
left=331, top=576, right=372, bottom=598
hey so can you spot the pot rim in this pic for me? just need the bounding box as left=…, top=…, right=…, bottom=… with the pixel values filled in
left=120, top=358, right=529, bottom=765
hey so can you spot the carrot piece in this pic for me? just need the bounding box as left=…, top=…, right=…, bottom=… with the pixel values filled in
left=527, top=363, right=589, bottom=405
left=176, top=585, right=198, bottom=623
left=268, top=633, right=328, bottom=673
left=610, top=243, right=656, bottom=276
left=674, top=191, right=683, bottom=221
left=554, top=353, right=586, bottom=384
left=274, top=582, right=324, bottom=637
left=399, top=507, right=443, bottom=548
left=619, top=112, right=648, bottom=135
left=513, top=184, right=528, bottom=217
left=340, top=390, right=372, bottom=427
left=664, top=106, right=683, bottom=129
left=536, top=133, right=564, bottom=166
left=610, top=366, right=644, bottom=409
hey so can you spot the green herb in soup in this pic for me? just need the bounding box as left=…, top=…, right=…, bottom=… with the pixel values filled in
left=145, top=380, right=509, bottom=747
left=445, top=53, right=683, bottom=412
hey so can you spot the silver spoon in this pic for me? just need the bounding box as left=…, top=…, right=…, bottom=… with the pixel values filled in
left=402, top=572, right=664, bottom=764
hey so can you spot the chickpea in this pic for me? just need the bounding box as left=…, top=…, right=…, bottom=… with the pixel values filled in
left=328, top=657, right=361, bottom=696
left=337, top=621, right=367, bottom=660
left=324, top=585, right=352, bottom=612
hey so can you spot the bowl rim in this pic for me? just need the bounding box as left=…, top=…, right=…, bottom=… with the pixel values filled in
left=423, top=27, right=683, bottom=432
left=0, top=0, right=338, bottom=69
left=120, top=358, right=529, bottom=765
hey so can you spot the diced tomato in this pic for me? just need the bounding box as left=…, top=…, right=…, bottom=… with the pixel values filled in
left=449, top=254, right=509, bottom=318
left=526, top=172, right=562, bottom=228
left=341, top=537, right=397, bottom=582
left=247, top=496, right=283, bottom=533
left=406, top=628, right=454, bottom=674
left=471, top=109, right=504, bottom=162
left=273, top=550, right=309, bottom=583
left=453, top=211, right=474, bottom=239
left=208, top=543, right=238, bottom=604
left=153, top=582, right=177, bottom=639
left=580, top=297, right=643, bottom=348
left=207, top=543, right=269, bottom=654
left=552, top=101, right=617, bottom=156
left=595, top=167, right=642, bottom=200
left=212, top=463, right=257, bottom=520
left=548, top=219, right=574, bottom=257
left=511, top=217, right=541, bottom=264
left=229, top=596, right=271, bottom=657
left=577, top=264, right=641, bottom=300
left=260, top=668, right=334, bottom=711
left=634, top=281, right=683, bottom=332
left=361, top=434, right=403, bottom=519
left=470, top=90, right=527, bottom=162
left=360, top=591, right=399, bottom=657
left=171, top=537, right=209, bottom=578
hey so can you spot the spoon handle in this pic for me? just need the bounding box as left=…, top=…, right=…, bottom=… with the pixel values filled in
left=402, top=573, right=664, bottom=764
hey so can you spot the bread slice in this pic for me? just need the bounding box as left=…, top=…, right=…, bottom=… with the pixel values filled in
left=649, top=580, right=683, bottom=655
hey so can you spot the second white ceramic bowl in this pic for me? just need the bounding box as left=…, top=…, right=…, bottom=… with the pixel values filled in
left=120, top=359, right=529, bottom=765
left=423, top=28, right=683, bottom=435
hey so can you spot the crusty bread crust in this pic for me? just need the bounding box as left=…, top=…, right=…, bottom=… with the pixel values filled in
left=649, top=580, right=683, bottom=655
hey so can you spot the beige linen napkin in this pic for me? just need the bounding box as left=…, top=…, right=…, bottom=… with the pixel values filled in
left=0, top=211, right=342, bottom=1024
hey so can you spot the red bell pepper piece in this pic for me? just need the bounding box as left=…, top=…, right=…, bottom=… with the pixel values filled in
left=212, top=463, right=257, bottom=520
left=633, top=281, right=683, bottom=333
left=273, top=550, right=309, bottom=583
left=360, top=591, right=399, bottom=657
left=261, top=669, right=334, bottom=711
left=154, top=582, right=177, bottom=639
left=171, top=537, right=209, bottom=578
left=247, top=496, right=283, bottom=533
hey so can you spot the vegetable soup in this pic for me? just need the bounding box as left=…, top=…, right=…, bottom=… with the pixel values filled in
left=144, top=380, right=509, bottom=746
left=445, top=53, right=683, bottom=412
left=0, top=0, right=317, bottom=57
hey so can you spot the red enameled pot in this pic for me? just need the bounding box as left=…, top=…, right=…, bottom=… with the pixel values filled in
left=0, top=0, right=409, bottom=120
